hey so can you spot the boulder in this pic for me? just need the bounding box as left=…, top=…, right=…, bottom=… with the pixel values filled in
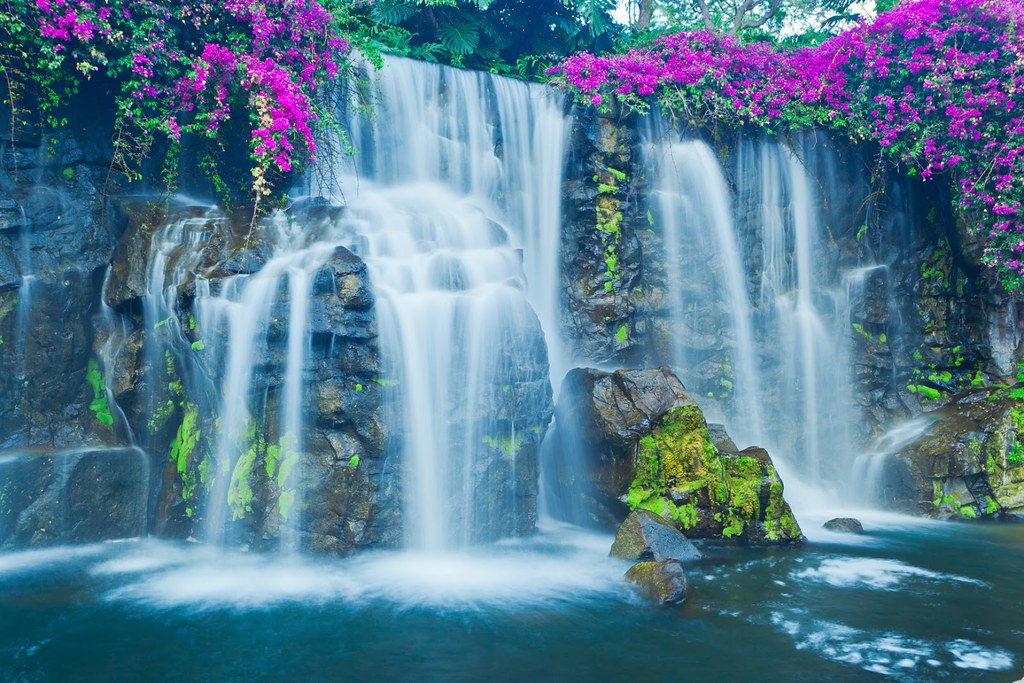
left=545, top=367, right=694, bottom=527
left=882, top=388, right=1024, bottom=519
left=610, top=509, right=702, bottom=562
left=625, top=560, right=690, bottom=605
left=823, top=517, right=865, bottom=534
left=626, top=406, right=803, bottom=544
left=546, top=366, right=802, bottom=544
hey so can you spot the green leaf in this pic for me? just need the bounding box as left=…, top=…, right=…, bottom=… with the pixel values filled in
left=438, top=21, right=480, bottom=56
left=370, top=1, right=420, bottom=25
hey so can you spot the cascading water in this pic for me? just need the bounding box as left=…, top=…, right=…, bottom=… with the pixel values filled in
left=306, top=56, right=567, bottom=549
left=642, top=125, right=863, bottom=503
left=740, top=139, right=857, bottom=484
left=642, top=126, right=765, bottom=437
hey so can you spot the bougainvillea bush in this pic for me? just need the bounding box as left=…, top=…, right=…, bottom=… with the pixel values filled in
left=549, top=0, right=1024, bottom=291
left=26, top=0, right=349, bottom=207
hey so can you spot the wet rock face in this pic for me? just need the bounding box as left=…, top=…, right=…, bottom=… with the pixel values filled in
left=99, top=197, right=404, bottom=554
left=0, top=116, right=123, bottom=453
left=884, top=389, right=1024, bottom=520
left=548, top=366, right=802, bottom=544
left=300, top=246, right=399, bottom=553
left=171, top=236, right=400, bottom=554
left=0, top=448, right=148, bottom=547
left=560, top=110, right=651, bottom=366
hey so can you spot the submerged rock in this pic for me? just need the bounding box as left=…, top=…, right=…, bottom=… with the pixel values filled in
left=823, top=517, right=865, bottom=534
left=624, top=560, right=690, bottom=605
left=610, top=509, right=702, bottom=562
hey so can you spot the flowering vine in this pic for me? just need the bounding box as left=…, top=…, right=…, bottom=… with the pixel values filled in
left=33, top=0, right=349, bottom=208
left=549, top=0, right=1024, bottom=291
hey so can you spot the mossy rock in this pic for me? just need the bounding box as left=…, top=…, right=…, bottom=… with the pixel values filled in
left=624, top=560, right=690, bottom=605
left=624, top=405, right=803, bottom=545
left=884, top=390, right=1024, bottom=519
left=823, top=517, right=865, bottom=534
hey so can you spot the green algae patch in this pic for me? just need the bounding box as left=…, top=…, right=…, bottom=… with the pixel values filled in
left=227, top=425, right=265, bottom=521
left=171, top=403, right=200, bottom=474
left=482, top=433, right=523, bottom=457
left=85, top=360, right=114, bottom=427
left=266, top=433, right=301, bottom=522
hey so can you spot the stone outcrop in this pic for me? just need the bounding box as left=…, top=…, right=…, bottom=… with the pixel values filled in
left=559, top=115, right=1023, bottom=521
left=0, top=448, right=148, bottom=547
left=545, top=367, right=694, bottom=527
left=103, top=204, right=402, bottom=554
left=627, top=406, right=803, bottom=544
left=882, top=389, right=1024, bottom=519
left=548, top=366, right=802, bottom=544
left=560, top=108, right=650, bottom=366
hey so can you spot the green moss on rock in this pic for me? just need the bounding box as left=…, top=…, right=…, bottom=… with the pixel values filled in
left=624, top=404, right=801, bottom=544
left=85, top=360, right=114, bottom=427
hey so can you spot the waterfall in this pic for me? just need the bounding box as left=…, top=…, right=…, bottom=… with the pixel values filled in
left=744, top=142, right=856, bottom=483
left=310, top=57, right=567, bottom=549
left=644, top=126, right=861, bottom=498
left=643, top=130, right=765, bottom=436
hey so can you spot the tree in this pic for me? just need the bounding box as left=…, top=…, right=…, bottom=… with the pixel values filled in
left=631, top=0, right=864, bottom=39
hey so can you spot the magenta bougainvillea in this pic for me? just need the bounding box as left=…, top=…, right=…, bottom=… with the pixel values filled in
left=549, top=0, right=1024, bottom=289
left=35, top=0, right=347, bottom=193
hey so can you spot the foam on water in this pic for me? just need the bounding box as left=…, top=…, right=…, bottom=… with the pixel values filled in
left=769, top=612, right=1014, bottom=677
left=948, top=639, right=1015, bottom=670
left=96, top=530, right=627, bottom=612
left=797, top=508, right=952, bottom=545
left=793, top=557, right=987, bottom=590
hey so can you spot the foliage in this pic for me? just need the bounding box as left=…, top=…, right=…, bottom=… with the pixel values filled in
left=3, top=0, right=350, bottom=210
left=343, top=0, right=619, bottom=76
left=85, top=359, right=114, bottom=427
left=548, top=0, right=1024, bottom=291
left=618, top=0, right=864, bottom=43
left=1, top=0, right=634, bottom=207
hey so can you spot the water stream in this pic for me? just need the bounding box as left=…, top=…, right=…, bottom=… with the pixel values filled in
left=642, top=126, right=864, bottom=503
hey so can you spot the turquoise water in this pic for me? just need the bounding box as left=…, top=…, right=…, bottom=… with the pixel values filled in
left=1, top=517, right=1022, bottom=682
